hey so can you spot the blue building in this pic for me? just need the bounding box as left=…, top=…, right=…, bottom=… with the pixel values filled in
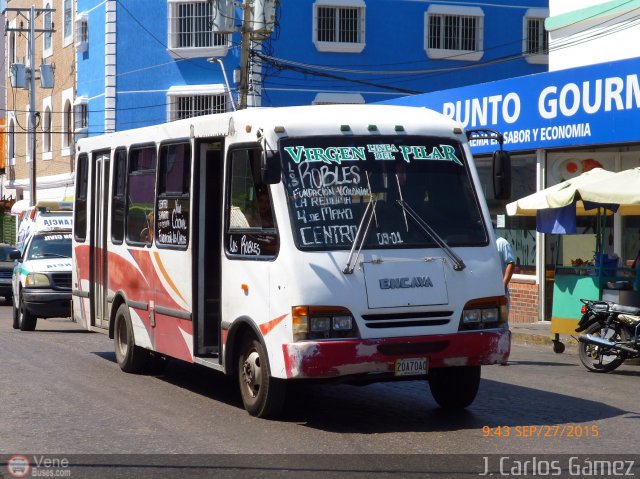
left=76, top=0, right=549, bottom=135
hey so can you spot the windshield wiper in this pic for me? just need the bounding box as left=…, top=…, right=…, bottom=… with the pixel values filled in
left=40, top=253, right=70, bottom=259
left=395, top=200, right=466, bottom=271
left=343, top=172, right=381, bottom=275
left=343, top=197, right=377, bottom=274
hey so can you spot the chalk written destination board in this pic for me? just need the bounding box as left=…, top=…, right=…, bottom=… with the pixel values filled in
left=156, top=197, right=189, bottom=248
left=280, top=135, right=487, bottom=250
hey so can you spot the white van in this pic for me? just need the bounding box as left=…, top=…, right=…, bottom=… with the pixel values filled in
left=12, top=203, right=73, bottom=331
left=15, top=201, right=73, bottom=253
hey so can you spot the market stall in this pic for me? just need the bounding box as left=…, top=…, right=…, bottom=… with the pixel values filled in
left=506, top=167, right=640, bottom=352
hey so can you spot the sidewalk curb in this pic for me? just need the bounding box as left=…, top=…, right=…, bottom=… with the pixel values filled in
left=511, top=331, right=578, bottom=351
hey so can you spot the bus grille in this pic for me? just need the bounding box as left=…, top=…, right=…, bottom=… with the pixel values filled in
left=361, top=311, right=453, bottom=329
left=51, top=273, right=72, bottom=289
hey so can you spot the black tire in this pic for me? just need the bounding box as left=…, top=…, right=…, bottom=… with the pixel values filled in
left=429, top=365, right=481, bottom=410
left=578, top=322, right=627, bottom=373
left=552, top=340, right=565, bottom=354
left=18, top=292, right=37, bottom=331
left=237, top=335, right=286, bottom=418
left=12, top=298, right=19, bottom=329
left=113, top=304, right=148, bottom=373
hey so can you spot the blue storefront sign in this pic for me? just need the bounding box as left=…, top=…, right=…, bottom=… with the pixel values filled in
left=386, top=57, right=640, bottom=155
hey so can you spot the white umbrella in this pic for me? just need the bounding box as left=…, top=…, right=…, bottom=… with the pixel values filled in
left=506, top=168, right=616, bottom=216
left=10, top=199, right=31, bottom=216
left=576, top=167, right=640, bottom=210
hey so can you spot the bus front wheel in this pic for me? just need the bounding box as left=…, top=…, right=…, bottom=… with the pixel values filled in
left=114, top=304, right=147, bottom=374
left=237, top=335, right=286, bottom=418
left=428, top=365, right=481, bottom=410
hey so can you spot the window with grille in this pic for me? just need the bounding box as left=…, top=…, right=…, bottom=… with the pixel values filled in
left=63, top=101, right=73, bottom=149
left=526, top=18, right=547, bottom=55
left=522, top=9, right=548, bottom=65
left=8, top=120, right=15, bottom=163
left=43, top=107, right=52, bottom=154
left=44, top=4, right=53, bottom=55
left=74, top=102, right=88, bottom=131
left=63, top=0, right=73, bottom=43
left=75, top=13, right=88, bottom=52
left=429, top=14, right=478, bottom=51
left=313, top=1, right=365, bottom=53
left=424, top=6, right=483, bottom=61
left=169, top=94, right=227, bottom=121
left=168, top=1, right=232, bottom=58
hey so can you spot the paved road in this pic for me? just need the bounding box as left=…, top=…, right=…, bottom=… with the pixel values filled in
left=1, top=304, right=638, bottom=460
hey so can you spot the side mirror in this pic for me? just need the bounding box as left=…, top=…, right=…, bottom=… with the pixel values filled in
left=493, top=150, right=511, bottom=200
left=252, top=148, right=281, bottom=186
left=9, top=249, right=22, bottom=261
left=260, top=149, right=281, bottom=185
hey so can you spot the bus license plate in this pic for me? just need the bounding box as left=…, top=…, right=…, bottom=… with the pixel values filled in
left=394, top=358, right=428, bottom=377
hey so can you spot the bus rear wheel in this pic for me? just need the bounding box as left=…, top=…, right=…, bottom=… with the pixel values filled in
left=237, top=336, right=286, bottom=418
left=114, top=304, right=147, bottom=374
left=428, top=365, right=480, bottom=410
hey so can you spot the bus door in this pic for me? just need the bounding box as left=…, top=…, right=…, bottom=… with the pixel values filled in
left=90, top=151, right=110, bottom=330
left=193, top=140, right=223, bottom=356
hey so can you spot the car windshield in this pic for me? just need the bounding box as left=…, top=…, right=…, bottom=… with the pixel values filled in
left=0, top=246, right=17, bottom=261
left=281, top=135, right=488, bottom=251
left=27, top=233, right=72, bottom=260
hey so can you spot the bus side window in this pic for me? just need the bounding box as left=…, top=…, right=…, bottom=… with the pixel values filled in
left=228, top=150, right=275, bottom=231
left=74, top=153, right=89, bottom=242
left=111, top=148, right=127, bottom=244
left=125, top=145, right=157, bottom=246
left=156, top=142, right=191, bottom=249
left=226, top=148, right=279, bottom=258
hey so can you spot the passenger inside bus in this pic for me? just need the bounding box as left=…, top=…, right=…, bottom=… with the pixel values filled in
left=230, top=185, right=274, bottom=230
left=140, top=212, right=154, bottom=243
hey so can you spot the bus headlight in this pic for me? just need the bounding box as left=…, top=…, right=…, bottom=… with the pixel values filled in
left=25, top=273, right=50, bottom=287
left=292, top=306, right=358, bottom=341
left=481, top=308, right=499, bottom=323
left=309, top=317, right=331, bottom=333
left=332, top=315, right=353, bottom=331
left=460, top=297, right=506, bottom=331
left=462, top=309, right=481, bottom=324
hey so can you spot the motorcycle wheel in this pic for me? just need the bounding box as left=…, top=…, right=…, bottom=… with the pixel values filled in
left=578, top=321, right=628, bottom=373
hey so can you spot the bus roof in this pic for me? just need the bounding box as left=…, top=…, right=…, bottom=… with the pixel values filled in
left=76, top=105, right=465, bottom=152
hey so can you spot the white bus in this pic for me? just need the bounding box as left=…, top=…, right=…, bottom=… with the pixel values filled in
left=72, top=104, right=511, bottom=418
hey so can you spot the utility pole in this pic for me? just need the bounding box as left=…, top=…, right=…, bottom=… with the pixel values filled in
left=237, top=0, right=253, bottom=111
left=237, top=0, right=277, bottom=110
left=5, top=6, right=55, bottom=206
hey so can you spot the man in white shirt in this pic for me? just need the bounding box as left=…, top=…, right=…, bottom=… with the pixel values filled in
left=495, top=234, right=515, bottom=366
left=496, top=236, right=515, bottom=299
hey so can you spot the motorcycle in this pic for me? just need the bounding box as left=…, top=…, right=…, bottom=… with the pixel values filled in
left=575, top=299, right=640, bottom=373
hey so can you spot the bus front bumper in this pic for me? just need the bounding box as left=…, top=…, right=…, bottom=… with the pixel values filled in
left=282, top=329, right=510, bottom=380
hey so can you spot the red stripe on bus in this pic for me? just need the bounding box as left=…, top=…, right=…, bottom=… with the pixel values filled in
left=259, top=313, right=288, bottom=336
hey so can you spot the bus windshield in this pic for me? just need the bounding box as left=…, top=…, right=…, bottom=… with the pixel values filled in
left=281, top=135, right=488, bottom=251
